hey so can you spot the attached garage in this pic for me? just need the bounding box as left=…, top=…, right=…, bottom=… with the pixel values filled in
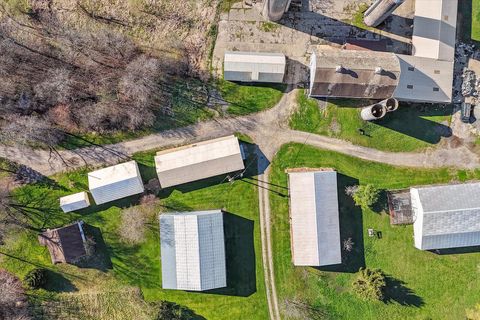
left=88, top=160, right=144, bottom=205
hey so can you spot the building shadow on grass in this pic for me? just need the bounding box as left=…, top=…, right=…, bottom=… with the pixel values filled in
left=458, top=0, right=480, bottom=47
left=384, top=275, right=424, bottom=307
left=430, top=245, right=480, bottom=255
left=374, top=104, right=453, bottom=144
left=317, top=173, right=365, bottom=273
left=75, top=224, right=112, bottom=272
left=203, top=212, right=256, bottom=297
left=43, top=270, right=78, bottom=293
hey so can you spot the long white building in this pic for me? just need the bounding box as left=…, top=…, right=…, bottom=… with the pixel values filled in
left=155, top=135, right=245, bottom=188
left=287, top=168, right=342, bottom=266
left=411, top=182, right=480, bottom=250
left=160, top=210, right=227, bottom=291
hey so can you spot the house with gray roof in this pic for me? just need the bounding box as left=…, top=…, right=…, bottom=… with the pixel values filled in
left=411, top=182, right=480, bottom=250
left=159, top=210, right=227, bottom=291
left=286, top=168, right=342, bottom=266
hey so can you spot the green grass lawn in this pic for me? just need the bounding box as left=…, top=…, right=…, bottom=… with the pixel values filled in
left=269, top=143, right=480, bottom=320
left=218, top=80, right=286, bottom=115
left=473, top=0, right=480, bottom=41
left=0, top=147, right=268, bottom=319
left=290, top=91, right=453, bottom=152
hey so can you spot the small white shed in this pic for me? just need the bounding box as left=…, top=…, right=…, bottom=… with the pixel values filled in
left=88, top=160, right=144, bottom=205
left=59, top=192, right=90, bottom=213
left=224, top=51, right=286, bottom=83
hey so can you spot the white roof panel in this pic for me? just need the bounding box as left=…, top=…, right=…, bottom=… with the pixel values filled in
left=412, top=0, right=457, bottom=61
left=288, top=169, right=342, bottom=266
left=59, top=192, right=90, bottom=213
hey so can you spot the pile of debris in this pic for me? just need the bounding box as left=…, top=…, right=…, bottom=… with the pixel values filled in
left=461, top=69, right=478, bottom=98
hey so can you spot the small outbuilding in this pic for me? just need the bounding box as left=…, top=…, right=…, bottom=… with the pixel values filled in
left=60, top=192, right=90, bottom=213
left=287, top=168, right=342, bottom=266
left=411, top=182, right=480, bottom=250
left=223, top=51, right=286, bottom=83
left=154, top=135, right=245, bottom=188
left=88, top=160, right=144, bottom=205
left=160, top=210, right=227, bottom=291
left=38, top=221, right=87, bottom=264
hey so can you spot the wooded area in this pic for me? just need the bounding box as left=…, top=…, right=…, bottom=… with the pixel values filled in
left=0, top=0, right=219, bottom=148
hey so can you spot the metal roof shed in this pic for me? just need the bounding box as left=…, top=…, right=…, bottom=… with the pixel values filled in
left=411, top=182, right=480, bottom=250
left=160, top=210, right=227, bottom=291
left=155, top=135, right=245, bottom=188
left=60, top=192, right=90, bottom=213
left=224, top=51, right=286, bottom=83
left=287, top=168, right=342, bottom=266
left=88, top=160, right=144, bottom=205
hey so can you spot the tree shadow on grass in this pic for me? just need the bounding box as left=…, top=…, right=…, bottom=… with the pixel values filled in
left=384, top=275, right=424, bottom=307
left=317, top=173, right=365, bottom=273
left=203, top=211, right=256, bottom=297
left=43, top=270, right=77, bottom=293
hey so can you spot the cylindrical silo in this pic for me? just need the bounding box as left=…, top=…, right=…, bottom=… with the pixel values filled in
left=363, top=0, right=405, bottom=27
left=262, top=0, right=291, bottom=22
left=384, top=98, right=399, bottom=112
left=361, top=104, right=387, bottom=121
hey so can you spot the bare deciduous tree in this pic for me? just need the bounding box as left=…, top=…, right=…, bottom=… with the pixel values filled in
left=0, top=270, right=32, bottom=320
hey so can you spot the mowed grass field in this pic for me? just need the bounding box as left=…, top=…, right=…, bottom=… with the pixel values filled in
left=473, top=0, right=480, bottom=41
left=0, top=146, right=268, bottom=319
left=269, top=143, right=480, bottom=320
left=290, top=92, right=453, bottom=152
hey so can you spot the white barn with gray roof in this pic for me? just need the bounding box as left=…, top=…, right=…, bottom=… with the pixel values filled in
left=224, top=51, right=286, bottom=83
left=287, top=169, right=342, bottom=266
left=411, top=182, right=480, bottom=250
left=160, top=210, right=226, bottom=291
left=154, top=135, right=245, bottom=188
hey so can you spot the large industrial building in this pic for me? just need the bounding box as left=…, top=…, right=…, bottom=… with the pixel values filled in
left=309, top=0, right=457, bottom=104
left=160, top=210, right=227, bottom=291
left=154, top=135, right=245, bottom=188
left=224, top=51, right=286, bottom=83
left=287, top=168, right=342, bottom=266
left=411, top=182, right=480, bottom=250
left=88, top=160, right=144, bottom=205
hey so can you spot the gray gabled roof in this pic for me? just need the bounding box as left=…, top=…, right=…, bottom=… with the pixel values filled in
left=160, top=210, right=226, bottom=291
left=412, top=182, right=480, bottom=250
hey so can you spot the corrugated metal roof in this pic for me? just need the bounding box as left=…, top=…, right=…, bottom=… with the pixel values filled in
left=160, top=210, right=226, bottom=291
left=288, top=169, right=342, bottom=266
left=411, top=182, right=480, bottom=250
left=88, top=161, right=144, bottom=204
left=412, top=0, right=457, bottom=61
left=309, top=49, right=401, bottom=99
left=224, top=51, right=286, bottom=83
left=59, top=192, right=90, bottom=213
left=155, top=135, right=245, bottom=188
